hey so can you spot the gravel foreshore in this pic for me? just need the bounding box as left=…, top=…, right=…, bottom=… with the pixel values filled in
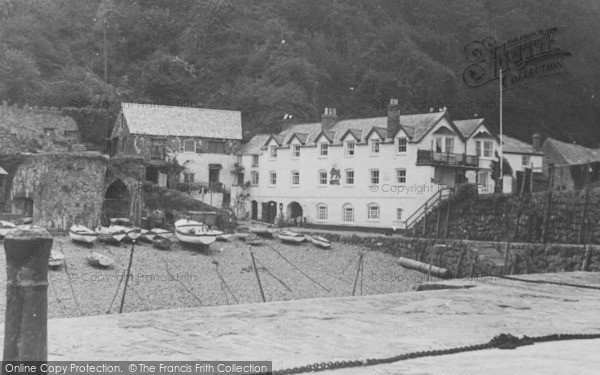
left=0, top=235, right=427, bottom=319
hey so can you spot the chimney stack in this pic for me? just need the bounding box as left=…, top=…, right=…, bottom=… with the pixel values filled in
left=387, top=98, right=400, bottom=136
left=532, top=133, right=542, bottom=151
left=321, top=108, right=338, bottom=130
left=281, top=113, right=294, bottom=132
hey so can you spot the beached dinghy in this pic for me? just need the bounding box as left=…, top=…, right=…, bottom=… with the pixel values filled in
left=49, top=250, right=65, bottom=268
left=152, top=237, right=173, bottom=250
left=124, top=227, right=142, bottom=242
left=276, top=229, right=306, bottom=243
left=216, top=232, right=233, bottom=241
left=249, top=223, right=277, bottom=236
left=69, top=225, right=97, bottom=244
left=95, top=226, right=121, bottom=244
left=174, top=219, right=221, bottom=246
left=0, top=221, right=16, bottom=238
left=306, top=235, right=332, bottom=248
left=245, top=234, right=263, bottom=246
left=234, top=227, right=253, bottom=240
left=86, top=252, right=114, bottom=268
left=150, top=228, right=171, bottom=239
left=107, top=224, right=130, bottom=242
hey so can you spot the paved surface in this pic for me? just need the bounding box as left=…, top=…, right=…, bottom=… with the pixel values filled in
left=1, top=272, right=600, bottom=374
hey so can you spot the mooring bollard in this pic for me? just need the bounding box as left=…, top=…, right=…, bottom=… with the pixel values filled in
left=3, top=226, right=53, bottom=363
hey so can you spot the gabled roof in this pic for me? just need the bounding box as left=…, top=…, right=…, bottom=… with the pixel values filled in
left=313, top=130, right=336, bottom=144
left=545, top=137, right=600, bottom=165
left=237, top=134, right=270, bottom=155
left=364, top=126, right=388, bottom=141
left=339, top=129, right=364, bottom=142
left=121, top=103, right=242, bottom=140
left=261, top=134, right=286, bottom=149
left=454, top=118, right=485, bottom=139
left=502, top=135, right=543, bottom=155
left=400, top=110, right=454, bottom=142
left=286, top=132, right=309, bottom=145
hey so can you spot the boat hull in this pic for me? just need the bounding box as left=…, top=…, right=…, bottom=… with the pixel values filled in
left=277, top=231, right=306, bottom=243
left=307, top=235, right=331, bottom=248
left=175, top=230, right=217, bottom=245
left=153, top=238, right=173, bottom=250
left=86, top=252, right=114, bottom=268
left=69, top=226, right=97, bottom=244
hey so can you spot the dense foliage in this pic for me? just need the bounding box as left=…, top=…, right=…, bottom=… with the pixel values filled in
left=1, top=0, right=599, bottom=146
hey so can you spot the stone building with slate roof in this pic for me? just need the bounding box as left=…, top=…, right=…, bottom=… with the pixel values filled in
left=237, top=100, right=502, bottom=228
left=540, top=137, right=600, bottom=190
left=110, top=103, right=243, bottom=208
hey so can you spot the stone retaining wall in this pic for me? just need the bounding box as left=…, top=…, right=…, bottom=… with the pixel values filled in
left=413, top=187, right=600, bottom=244
left=305, top=232, right=600, bottom=277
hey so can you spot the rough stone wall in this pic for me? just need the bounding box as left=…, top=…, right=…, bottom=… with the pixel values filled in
left=413, top=187, right=600, bottom=244
left=0, top=103, right=80, bottom=153
left=11, top=153, right=108, bottom=230
left=303, top=232, right=600, bottom=277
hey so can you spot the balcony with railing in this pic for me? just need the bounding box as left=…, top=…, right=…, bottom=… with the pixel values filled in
left=417, top=149, right=479, bottom=169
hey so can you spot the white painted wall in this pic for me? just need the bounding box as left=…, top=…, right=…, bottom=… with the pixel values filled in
left=239, top=131, right=452, bottom=228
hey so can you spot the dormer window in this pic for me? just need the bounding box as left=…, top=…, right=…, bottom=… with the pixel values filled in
left=370, top=139, right=380, bottom=155
left=270, top=146, right=278, bottom=158
left=319, top=143, right=328, bottom=157
left=397, top=137, right=407, bottom=153
left=345, top=141, right=355, bottom=156
left=252, top=155, right=259, bottom=166
left=292, top=144, right=301, bottom=158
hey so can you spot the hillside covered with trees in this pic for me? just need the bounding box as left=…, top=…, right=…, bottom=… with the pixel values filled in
left=1, top=0, right=599, bottom=147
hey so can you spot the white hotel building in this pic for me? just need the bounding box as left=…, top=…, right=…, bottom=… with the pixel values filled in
left=235, top=100, right=512, bottom=229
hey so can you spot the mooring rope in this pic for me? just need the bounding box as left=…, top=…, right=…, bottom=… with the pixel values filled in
left=254, top=256, right=294, bottom=294
left=498, top=275, right=600, bottom=290
left=255, top=333, right=600, bottom=374
left=213, top=260, right=239, bottom=304
left=161, top=258, right=204, bottom=306
left=58, top=243, right=84, bottom=316
left=265, top=242, right=331, bottom=293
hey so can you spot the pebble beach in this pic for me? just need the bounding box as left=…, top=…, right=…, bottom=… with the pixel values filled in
left=0, top=234, right=427, bottom=319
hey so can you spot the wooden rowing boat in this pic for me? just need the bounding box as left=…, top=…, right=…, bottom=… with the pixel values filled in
left=234, top=228, right=253, bottom=240
left=86, top=252, right=114, bottom=268
left=150, top=228, right=171, bottom=239
left=245, top=234, right=263, bottom=246
left=216, top=233, right=233, bottom=241
left=0, top=221, right=16, bottom=238
left=249, top=223, right=277, bottom=236
left=95, top=226, right=121, bottom=244
left=69, top=225, right=97, bottom=244
left=306, top=235, right=332, bottom=248
left=49, top=250, right=65, bottom=268
left=152, top=237, right=173, bottom=250
left=276, top=229, right=305, bottom=243
left=107, top=224, right=130, bottom=242
left=174, top=219, right=220, bottom=245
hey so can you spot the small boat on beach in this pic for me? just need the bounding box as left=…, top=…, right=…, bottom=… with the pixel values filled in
left=0, top=221, right=16, bottom=238
left=152, top=237, right=173, bottom=250
left=306, top=235, right=331, bottom=248
left=249, top=223, right=278, bottom=236
left=69, top=225, right=97, bottom=244
left=107, top=224, right=130, bottom=242
left=95, top=226, right=121, bottom=244
left=139, top=229, right=154, bottom=242
left=216, top=232, right=233, bottom=241
left=150, top=228, right=171, bottom=239
left=234, top=227, right=253, bottom=240
left=276, top=229, right=306, bottom=243
left=86, top=252, right=114, bottom=268
left=245, top=234, right=263, bottom=246
left=49, top=250, right=65, bottom=268
left=174, top=218, right=221, bottom=246
left=124, top=226, right=142, bottom=242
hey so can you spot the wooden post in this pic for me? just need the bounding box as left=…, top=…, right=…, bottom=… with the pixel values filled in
left=3, top=226, right=53, bottom=362
left=503, top=242, right=511, bottom=274
left=436, top=203, right=441, bottom=238
left=512, top=195, right=525, bottom=242
left=250, top=250, right=266, bottom=302
left=578, top=186, right=590, bottom=244
left=352, top=253, right=364, bottom=296
left=422, top=202, right=428, bottom=236
left=581, top=245, right=592, bottom=272
left=541, top=190, right=552, bottom=243
left=119, top=238, right=136, bottom=314
left=455, top=249, right=466, bottom=278
left=445, top=199, right=451, bottom=238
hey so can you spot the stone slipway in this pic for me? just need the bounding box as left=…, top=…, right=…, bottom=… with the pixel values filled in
left=2, top=272, right=600, bottom=374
